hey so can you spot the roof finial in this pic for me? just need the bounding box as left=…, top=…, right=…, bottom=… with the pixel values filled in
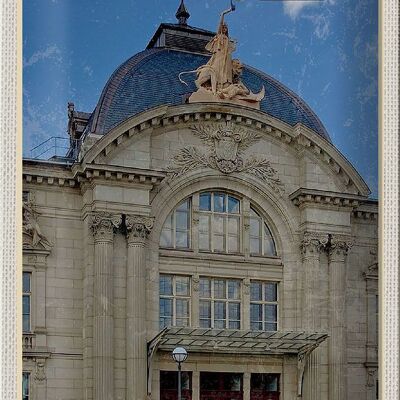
left=176, top=0, right=190, bottom=26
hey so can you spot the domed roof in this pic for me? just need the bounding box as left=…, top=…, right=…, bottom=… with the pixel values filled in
left=89, top=45, right=330, bottom=142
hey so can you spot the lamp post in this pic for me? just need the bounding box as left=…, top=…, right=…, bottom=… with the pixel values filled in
left=172, top=347, right=188, bottom=400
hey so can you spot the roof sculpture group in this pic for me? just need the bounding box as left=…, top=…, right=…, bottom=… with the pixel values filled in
left=179, top=1, right=265, bottom=109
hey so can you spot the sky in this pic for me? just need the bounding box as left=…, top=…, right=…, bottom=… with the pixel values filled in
left=23, top=0, right=378, bottom=197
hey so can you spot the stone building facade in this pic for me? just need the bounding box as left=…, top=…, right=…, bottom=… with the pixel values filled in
left=22, top=4, right=378, bottom=400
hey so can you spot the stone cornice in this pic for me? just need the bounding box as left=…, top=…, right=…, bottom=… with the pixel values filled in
left=290, top=188, right=367, bottom=209
left=77, top=104, right=370, bottom=196
left=23, top=163, right=166, bottom=189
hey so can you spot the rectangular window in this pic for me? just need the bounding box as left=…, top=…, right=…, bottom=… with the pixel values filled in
left=23, top=372, right=30, bottom=400
left=250, top=281, right=278, bottom=331
left=199, top=277, right=241, bottom=329
left=23, top=272, right=31, bottom=333
left=160, top=370, right=192, bottom=400
left=159, top=275, right=190, bottom=329
left=250, top=373, right=280, bottom=400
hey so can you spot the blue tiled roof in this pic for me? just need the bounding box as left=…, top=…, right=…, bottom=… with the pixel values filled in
left=90, top=48, right=331, bottom=141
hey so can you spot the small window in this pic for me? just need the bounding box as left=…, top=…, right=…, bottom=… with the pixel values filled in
left=22, top=372, right=30, bottom=400
left=23, top=273, right=31, bottom=333
left=249, top=208, right=276, bottom=256
left=160, top=199, right=191, bottom=249
left=251, top=373, right=280, bottom=400
left=199, top=277, right=241, bottom=329
left=159, top=275, right=191, bottom=329
left=250, top=281, right=278, bottom=331
left=160, top=371, right=192, bottom=400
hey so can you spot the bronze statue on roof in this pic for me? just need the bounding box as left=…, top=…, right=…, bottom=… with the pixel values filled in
left=179, top=1, right=265, bottom=109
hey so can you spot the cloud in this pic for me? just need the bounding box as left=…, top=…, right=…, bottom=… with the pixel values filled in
left=83, top=65, right=93, bottom=78
left=283, top=1, right=317, bottom=20
left=344, top=118, right=353, bottom=127
left=23, top=45, right=62, bottom=68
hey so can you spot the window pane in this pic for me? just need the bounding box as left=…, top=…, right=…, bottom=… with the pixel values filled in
left=250, top=282, right=262, bottom=301
left=200, top=319, right=211, bottom=328
left=213, top=215, right=224, bottom=234
left=228, top=235, right=239, bottom=253
left=251, top=321, right=263, bottom=330
left=176, top=231, right=189, bottom=248
left=214, top=193, right=225, bottom=212
left=228, top=217, right=239, bottom=235
left=265, top=304, right=277, bottom=322
left=160, top=276, right=173, bottom=295
left=250, top=218, right=261, bottom=236
left=250, top=303, right=262, bottom=322
left=250, top=238, right=261, bottom=254
left=163, top=213, right=173, bottom=229
left=199, top=215, right=210, bottom=232
left=176, top=299, right=189, bottom=318
left=23, top=373, right=30, bottom=400
left=200, top=193, right=211, bottom=211
left=176, top=200, right=189, bottom=212
left=264, top=225, right=276, bottom=255
left=200, top=279, right=211, bottom=298
left=214, top=301, right=226, bottom=320
left=265, top=283, right=277, bottom=302
left=214, top=234, right=224, bottom=252
left=23, top=296, right=30, bottom=314
left=23, top=273, right=31, bottom=293
left=23, top=315, right=30, bottom=332
left=176, top=211, right=189, bottom=230
left=176, top=318, right=189, bottom=327
left=176, top=277, right=189, bottom=296
left=200, top=300, right=211, bottom=318
left=228, top=281, right=240, bottom=299
left=265, top=322, right=278, bottom=331
left=214, top=319, right=225, bottom=329
left=228, top=196, right=240, bottom=213
left=199, top=233, right=210, bottom=251
left=229, top=303, right=240, bottom=321
left=159, top=298, right=173, bottom=316
left=160, top=229, right=172, bottom=248
left=214, top=280, right=226, bottom=299
left=229, top=321, right=240, bottom=329
left=160, top=317, right=172, bottom=328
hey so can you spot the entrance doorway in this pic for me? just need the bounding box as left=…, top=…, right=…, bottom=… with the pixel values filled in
left=250, top=374, right=280, bottom=400
left=160, top=370, right=192, bottom=400
left=200, top=372, right=243, bottom=400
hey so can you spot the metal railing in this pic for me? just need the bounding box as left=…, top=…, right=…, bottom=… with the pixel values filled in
left=29, top=136, right=81, bottom=161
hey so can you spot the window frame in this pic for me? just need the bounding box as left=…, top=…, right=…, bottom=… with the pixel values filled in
left=250, top=281, right=279, bottom=331
left=199, top=277, right=242, bottom=329
left=22, top=371, right=30, bottom=400
left=23, top=272, right=32, bottom=333
left=249, top=207, right=277, bottom=257
left=159, top=274, right=191, bottom=329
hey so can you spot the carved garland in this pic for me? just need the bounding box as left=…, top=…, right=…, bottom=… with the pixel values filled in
left=301, top=232, right=353, bottom=259
left=166, top=123, right=284, bottom=195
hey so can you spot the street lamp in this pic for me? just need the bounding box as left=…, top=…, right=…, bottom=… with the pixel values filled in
left=172, top=347, right=188, bottom=400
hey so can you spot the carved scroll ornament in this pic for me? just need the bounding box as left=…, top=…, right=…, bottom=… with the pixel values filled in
left=126, top=215, right=154, bottom=241
left=166, top=123, right=284, bottom=195
left=90, top=212, right=122, bottom=241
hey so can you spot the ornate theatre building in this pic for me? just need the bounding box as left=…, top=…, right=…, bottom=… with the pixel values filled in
left=22, top=2, right=378, bottom=400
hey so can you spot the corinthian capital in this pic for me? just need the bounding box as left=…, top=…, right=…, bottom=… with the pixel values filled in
left=300, top=231, right=329, bottom=258
left=126, top=215, right=154, bottom=242
left=327, top=234, right=353, bottom=260
left=90, top=212, right=122, bottom=242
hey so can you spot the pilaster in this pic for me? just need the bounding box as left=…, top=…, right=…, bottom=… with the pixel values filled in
left=125, top=215, right=154, bottom=400
left=300, top=231, right=328, bottom=400
left=91, top=212, right=122, bottom=400
left=327, top=234, right=352, bottom=400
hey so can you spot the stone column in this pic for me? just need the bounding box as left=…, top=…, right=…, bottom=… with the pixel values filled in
left=327, top=235, right=352, bottom=400
left=192, top=371, right=200, bottom=400
left=300, top=232, right=327, bottom=400
left=91, top=212, right=122, bottom=400
left=243, top=372, right=251, bottom=400
left=125, top=215, right=154, bottom=400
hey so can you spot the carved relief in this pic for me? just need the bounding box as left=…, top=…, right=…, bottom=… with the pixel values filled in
left=34, top=359, right=46, bottom=382
left=126, top=215, right=154, bottom=241
left=90, top=212, right=122, bottom=241
left=23, top=201, right=52, bottom=250
left=327, top=234, right=353, bottom=259
left=192, top=274, right=200, bottom=292
left=166, top=123, right=284, bottom=194
left=300, top=231, right=329, bottom=257
left=243, top=278, right=250, bottom=295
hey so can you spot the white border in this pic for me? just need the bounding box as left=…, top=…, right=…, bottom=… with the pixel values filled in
left=380, top=0, right=399, bottom=398
left=0, top=0, right=398, bottom=399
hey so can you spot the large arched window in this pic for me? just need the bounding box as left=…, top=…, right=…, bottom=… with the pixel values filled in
left=160, top=191, right=277, bottom=257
